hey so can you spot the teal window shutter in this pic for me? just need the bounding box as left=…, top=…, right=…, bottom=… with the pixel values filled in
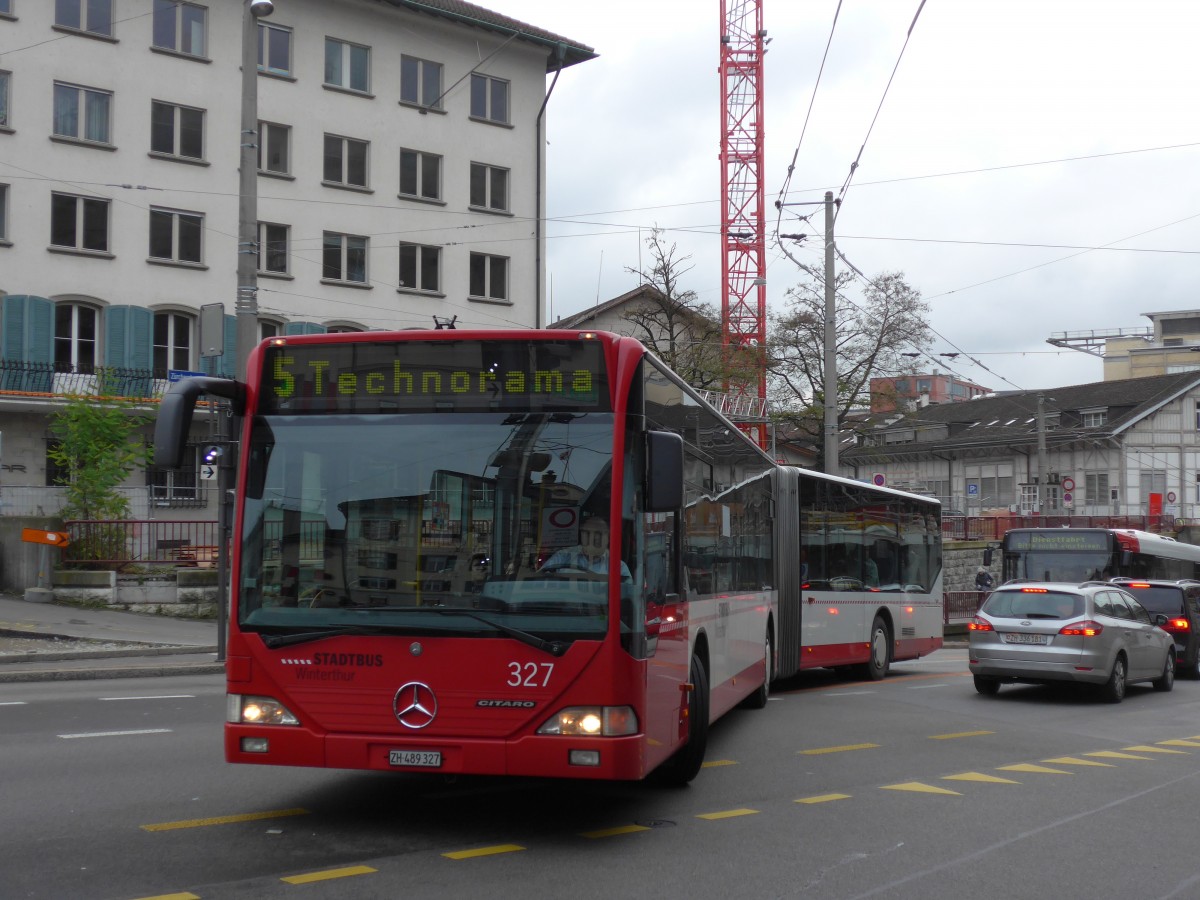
left=103, top=305, right=153, bottom=397
left=2, top=295, right=54, bottom=390
left=285, top=322, right=327, bottom=335
left=104, top=305, right=130, bottom=367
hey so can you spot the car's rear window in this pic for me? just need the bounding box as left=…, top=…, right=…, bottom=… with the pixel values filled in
left=982, top=590, right=1083, bottom=619
left=1117, top=585, right=1185, bottom=616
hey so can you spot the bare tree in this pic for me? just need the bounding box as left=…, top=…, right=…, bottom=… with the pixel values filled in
left=769, top=269, right=932, bottom=443
left=622, top=228, right=726, bottom=390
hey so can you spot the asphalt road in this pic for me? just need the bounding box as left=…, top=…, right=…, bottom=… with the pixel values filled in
left=4, top=650, right=1200, bottom=900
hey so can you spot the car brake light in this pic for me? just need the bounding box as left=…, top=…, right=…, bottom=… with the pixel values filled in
left=1127, top=582, right=1151, bottom=589
left=1059, top=620, right=1103, bottom=637
left=969, top=617, right=993, bottom=632
left=1168, top=618, right=1190, bottom=631
left=1019, top=587, right=1048, bottom=593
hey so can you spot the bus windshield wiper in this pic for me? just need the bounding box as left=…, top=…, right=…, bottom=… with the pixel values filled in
left=433, top=608, right=570, bottom=657
left=260, top=624, right=405, bottom=649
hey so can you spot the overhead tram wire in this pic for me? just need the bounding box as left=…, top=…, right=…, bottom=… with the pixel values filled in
left=773, top=0, right=843, bottom=246
left=833, top=0, right=927, bottom=220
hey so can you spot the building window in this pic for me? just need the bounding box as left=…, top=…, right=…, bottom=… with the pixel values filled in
left=469, top=163, right=508, bottom=212
left=400, top=56, right=442, bottom=109
left=0, top=70, right=10, bottom=128
left=258, top=222, right=288, bottom=274
left=1081, top=409, right=1108, bottom=427
left=257, top=121, right=289, bottom=174
left=153, top=311, right=193, bottom=373
left=469, top=252, right=507, bottom=301
left=0, top=183, right=7, bottom=242
left=1085, top=472, right=1110, bottom=506
left=259, top=320, right=280, bottom=340
left=326, top=324, right=363, bottom=333
left=55, top=0, right=112, bottom=36
left=54, top=303, right=98, bottom=371
left=399, top=243, right=440, bottom=293
left=0, top=0, right=11, bottom=15
left=323, top=232, right=367, bottom=283
left=152, top=0, right=206, bottom=57
left=150, top=101, right=204, bottom=160
left=53, top=82, right=111, bottom=144
left=257, top=22, right=292, bottom=76
left=149, top=449, right=201, bottom=506
left=399, top=149, right=441, bottom=201
left=149, top=207, right=204, bottom=264
left=50, top=192, right=109, bottom=252
left=323, top=134, right=369, bottom=188
left=470, top=73, right=508, bottom=124
left=325, top=38, right=369, bottom=93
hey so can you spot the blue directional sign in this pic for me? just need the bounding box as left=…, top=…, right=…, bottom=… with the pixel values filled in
left=168, top=370, right=207, bottom=382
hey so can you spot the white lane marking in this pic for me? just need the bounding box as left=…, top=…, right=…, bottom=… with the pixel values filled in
left=58, top=729, right=173, bottom=739
left=908, top=683, right=949, bottom=689
left=0, top=701, right=28, bottom=706
left=824, top=691, right=876, bottom=696
left=99, top=695, right=195, bottom=701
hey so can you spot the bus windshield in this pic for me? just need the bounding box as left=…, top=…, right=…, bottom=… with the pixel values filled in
left=1005, top=548, right=1113, bottom=582
left=238, top=411, right=620, bottom=642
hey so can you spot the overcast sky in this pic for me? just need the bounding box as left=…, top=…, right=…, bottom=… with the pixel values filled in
left=492, top=0, right=1199, bottom=394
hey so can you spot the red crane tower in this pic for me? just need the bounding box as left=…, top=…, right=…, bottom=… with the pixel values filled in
left=719, top=0, right=768, bottom=449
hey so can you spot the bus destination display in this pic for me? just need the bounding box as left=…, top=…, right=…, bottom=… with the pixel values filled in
left=259, top=339, right=610, bottom=413
left=1005, top=531, right=1110, bottom=552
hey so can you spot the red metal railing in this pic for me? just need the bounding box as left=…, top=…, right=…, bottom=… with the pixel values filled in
left=944, top=590, right=987, bottom=624
left=940, top=514, right=1174, bottom=542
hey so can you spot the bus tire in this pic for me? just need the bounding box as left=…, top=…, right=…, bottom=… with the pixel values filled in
left=741, top=630, right=772, bottom=710
left=862, top=615, right=890, bottom=681
left=655, top=656, right=710, bottom=786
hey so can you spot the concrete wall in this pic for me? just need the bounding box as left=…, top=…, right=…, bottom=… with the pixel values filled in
left=0, top=517, right=68, bottom=593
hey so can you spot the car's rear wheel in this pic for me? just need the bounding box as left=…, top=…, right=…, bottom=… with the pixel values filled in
left=1101, top=655, right=1127, bottom=703
left=1153, top=650, right=1176, bottom=692
left=973, top=675, right=1000, bottom=696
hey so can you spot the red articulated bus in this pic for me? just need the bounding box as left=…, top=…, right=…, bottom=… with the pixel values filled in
left=155, top=329, right=942, bottom=783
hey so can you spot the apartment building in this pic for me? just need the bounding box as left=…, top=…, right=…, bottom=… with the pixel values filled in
left=0, top=0, right=594, bottom=515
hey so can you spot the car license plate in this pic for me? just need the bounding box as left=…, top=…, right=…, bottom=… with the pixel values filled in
left=389, top=749, right=442, bottom=768
left=1003, top=633, right=1048, bottom=645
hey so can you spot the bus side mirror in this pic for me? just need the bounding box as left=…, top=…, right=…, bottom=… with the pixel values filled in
left=983, top=548, right=993, bottom=567
left=645, top=431, right=683, bottom=512
left=154, top=376, right=246, bottom=468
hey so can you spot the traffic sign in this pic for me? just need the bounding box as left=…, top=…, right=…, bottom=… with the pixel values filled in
left=21, top=528, right=70, bottom=547
left=200, top=464, right=217, bottom=480
left=1061, top=477, right=1075, bottom=492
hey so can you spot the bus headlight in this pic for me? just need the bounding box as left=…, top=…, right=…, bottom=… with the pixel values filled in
left=228, top=694, right=300, bottom=726
left=536, top=706, right=638, bottom=737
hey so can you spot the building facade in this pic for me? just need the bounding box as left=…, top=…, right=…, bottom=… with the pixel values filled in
left=869, top=372, right=991, bottom=413
left=0, top=0, right=593, bottom=517
left=842, top=372, right=1200, bottom=521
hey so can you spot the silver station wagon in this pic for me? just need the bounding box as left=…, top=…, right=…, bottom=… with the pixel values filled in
left=968, top=581, right=1175, bottom=702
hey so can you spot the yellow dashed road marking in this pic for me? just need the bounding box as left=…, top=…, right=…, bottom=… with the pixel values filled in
left=799, top=743, right=881, bottom=755
left=943, top=772, right=1020, bottom=784
left=1159, top=739, right=1200, bottom=748
left=997, top=764, right=1072, bottom=775
left=1123, top=745, right=1187, bottom=755
left=930, top=730, right=995, bottom=740
left=581, top=824, right=650, bottom=839
left=880, top=782, right=961, bottom=795
left=697, top=808, right=759, bottom=820
left=1085, top=751, right=1153, bottom=761
left=1043, top=757, right=1116, bottom=767
left=702, top=759, right=738, bottom=768
left=443, top=844, right=525, bottom=860
left=796, top=793, right=852, bottom=804
left=141, top=808, right=309, bottom=832
left=281, top=866, right=376, bottom=885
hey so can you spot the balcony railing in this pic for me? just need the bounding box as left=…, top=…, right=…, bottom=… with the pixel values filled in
left=0, top=360, right=174, bottom=401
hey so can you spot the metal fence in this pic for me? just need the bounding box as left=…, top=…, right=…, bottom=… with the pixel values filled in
left=940, top=514, right=1173, bottom=542
left=62, top=520, right=221, bottom=568
left=944, top=590, right=987, bottom=624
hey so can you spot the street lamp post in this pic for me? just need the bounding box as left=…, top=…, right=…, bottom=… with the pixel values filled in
left=237, top=0, right=274, bottom=380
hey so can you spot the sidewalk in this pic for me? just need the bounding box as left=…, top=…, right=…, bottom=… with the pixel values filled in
left=0, top=594, right=223, bottom=683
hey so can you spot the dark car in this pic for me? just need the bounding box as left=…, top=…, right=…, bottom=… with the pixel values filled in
left=1109, top=578, right=1200, bottom=678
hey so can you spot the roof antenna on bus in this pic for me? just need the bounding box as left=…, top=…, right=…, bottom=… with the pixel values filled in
left=433, top=315, right=458, bottom=330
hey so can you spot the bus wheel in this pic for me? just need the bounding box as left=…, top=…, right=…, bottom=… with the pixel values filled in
left=654, top=656, right=710, bottom=786
left=862, top=616, right=890, bottom=681
left=741, top=631, right=772, bottom=710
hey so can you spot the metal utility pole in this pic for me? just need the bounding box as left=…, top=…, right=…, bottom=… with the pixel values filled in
left=1037, top=392, right=1049, bottom=514
left=237, top=1, right=275, bottom=381
left=823, top=191, right=838, bottom=474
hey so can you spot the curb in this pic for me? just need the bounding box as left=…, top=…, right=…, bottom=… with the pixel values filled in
left=0, top=645, right=219, bottom=664
left=0, top=662, right=226, bottom=683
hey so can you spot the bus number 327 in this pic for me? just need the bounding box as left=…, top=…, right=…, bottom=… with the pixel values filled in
left=509, top=662, right=554, bottom=687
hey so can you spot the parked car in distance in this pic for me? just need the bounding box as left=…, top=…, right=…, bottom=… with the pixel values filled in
left=1108, top=578, right=1200, bottom=679
left=968, top=581, right=1175, bottom=702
